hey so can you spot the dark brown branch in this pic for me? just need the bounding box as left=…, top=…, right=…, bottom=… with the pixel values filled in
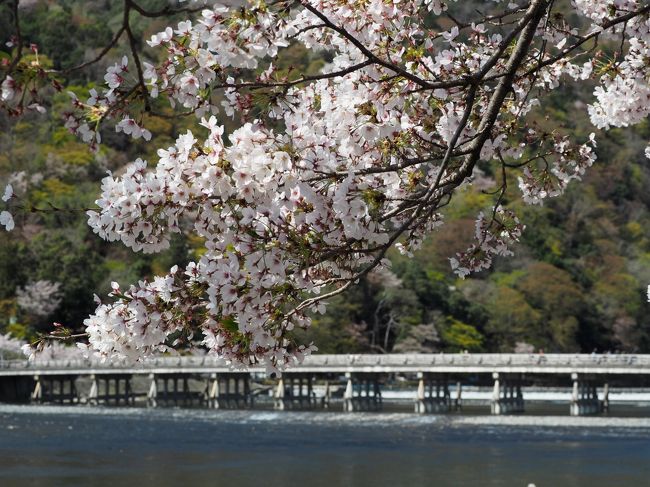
left=56, top=26, right=126, bottom=74
left=522, top=4, right=650, bottom=77
left=127, top=1, right=205, bottom=18
left=213, top=59, right=374, bottom=90
left=125, top=0, right=151, bottom=112
left=442, top=0, right=551, bottom=190
left=1, top=0, right=23, bottom=85
left=447, top=3, right=529, bottom=29
left=299, top=0, right=441, bottom=90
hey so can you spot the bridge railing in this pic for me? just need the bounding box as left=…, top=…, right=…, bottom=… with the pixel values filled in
left=297, top=353, right=650, bottom=368
left=1, top=353, right=650, bottom=372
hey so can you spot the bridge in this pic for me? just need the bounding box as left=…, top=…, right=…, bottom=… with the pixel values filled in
left=1, top=354, right=649, bottom=416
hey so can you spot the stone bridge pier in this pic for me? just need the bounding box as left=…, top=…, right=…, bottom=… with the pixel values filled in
left=491, top=372, right=525, bottom=415
left=88, top=374, right=135, bottom=406
left=146, top=373, right=206, bottom=408
left=415, top=373, right=451, bottom=414
left=570, top=373, right=603, bottom=416
left=205, top=372, right=253, bottom=409
left=343, top=373, right=382, bottom=412
left=32, top=374, right=79, bottom=405
left=274, top=373, right=320, bottom=410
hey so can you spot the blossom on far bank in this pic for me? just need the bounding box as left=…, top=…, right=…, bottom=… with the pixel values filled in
left=2, top=184, right=12, bottom=202
left=0, top=211, right=14, bottom=231
left=1, top=76, right=16, bottom=101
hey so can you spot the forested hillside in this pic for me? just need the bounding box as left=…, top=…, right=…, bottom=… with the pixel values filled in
left=1, top=0, right=649, bottom=355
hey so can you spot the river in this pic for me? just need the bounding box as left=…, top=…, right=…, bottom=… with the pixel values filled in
left=1, top=405, right=649, bottom=486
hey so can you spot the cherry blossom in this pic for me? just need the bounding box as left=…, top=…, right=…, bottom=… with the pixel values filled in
left=104, top=56, right=129, bottom=90
left=16, top=280, right=63, bottom=318
left=0, top=211, right=14, bottom=232
left=115, top=117, right=152, bottom=141
left=0, top=333, right=25, bottom=356
left=2, top=184, right=12, bottom=202
left=1, top=76, right=16, bottom=101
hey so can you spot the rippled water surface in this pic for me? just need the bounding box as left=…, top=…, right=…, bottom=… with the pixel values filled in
left=1, top=405, right=649, bottom=486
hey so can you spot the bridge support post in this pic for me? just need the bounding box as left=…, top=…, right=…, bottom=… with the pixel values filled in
left=147, top=373, right=157, bottom=408
left=101, top=376, right=111, bottom=406
left=274, top=378, right=285, bottom=410
left=206, top=373, right=219, bottom=408
left=570, top=373, right=601, bottom=416
left=491, top=372, right=501, bottom=414
left=415, top=373, right=451, bottom=414
left=343, top=373, right=382, bottom=412
left=66, top=376, right=79, bottom=404
left=491, top=373, right=524, bottom=415
left=31, top=375, right=42, bottom=403
left=88, top=374, right=98, bottom=405
left=454, top=381, right=462, bottom=411
left=323, top=381, right=331, bottom=409
left=118, top=375, right=134, bottom=406
left=602, top=382, right=610, bottom=413
left=343, top=376, right=353, bottom=411
left=32, top=375, right=78, bottom=404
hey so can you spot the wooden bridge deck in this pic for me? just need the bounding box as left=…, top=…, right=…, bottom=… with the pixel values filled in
left=1, top=353, right=649, bottom=376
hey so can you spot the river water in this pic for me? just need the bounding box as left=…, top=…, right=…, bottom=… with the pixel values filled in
left=1, top=405, right=649, bottom=486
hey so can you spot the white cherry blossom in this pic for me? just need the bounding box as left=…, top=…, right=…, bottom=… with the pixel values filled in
left=0, top=211, right=14, bottom=231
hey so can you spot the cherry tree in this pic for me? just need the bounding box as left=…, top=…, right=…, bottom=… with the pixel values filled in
left=16, top=280, right=63, bottom=319
left=0, top=332, right=85, bottom=362
left=1, top=0, right=649, bottom=373
left=0, top=333, right=25, bottom=359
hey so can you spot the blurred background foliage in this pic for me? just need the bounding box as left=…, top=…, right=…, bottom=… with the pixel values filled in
left=0, top=0, right=649, bottom=354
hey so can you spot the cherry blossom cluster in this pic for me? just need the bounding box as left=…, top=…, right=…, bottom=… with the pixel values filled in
left=23, top=340, right=89, bottom=362
left=16, top=280, right=63, bottom=318
left=1, top=76, right=16, bottom=102
left=82, top=273, right=188, bottom=363
left=1, top=182, right=14, bottom=232
left=3, top=0, right=649, bottom=368
left=450, top=207, right=525, bottom=278
left=573, top=0, right=650, bottom=157
left=518, top=134, right=597, bottom=205
left=64, top=59, right=152, bottom=150
left=2, top=171, right=35, bottom=232
left=0, top=41, right=52, bottom=116
left=0, top=333, right=86, bottom=362
left=0, top=333, right=25, bottom=357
